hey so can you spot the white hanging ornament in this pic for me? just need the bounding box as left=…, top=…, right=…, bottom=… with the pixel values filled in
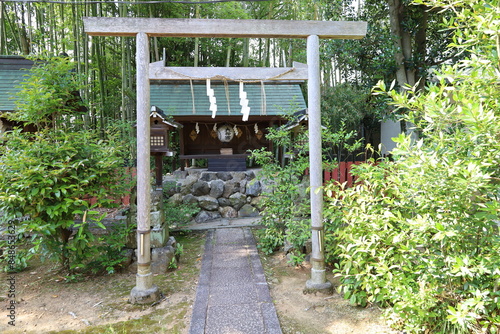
left=207, top=79, right=217, bottom=118
left=206, top=79, right=212, bottom=95
left=195, top=122, right=200, bottom=134
left=254, top=123, right=259, bottom=134
left=233, top=125, right=239, bottom=137
left=239, top=81, right=250, bottom=121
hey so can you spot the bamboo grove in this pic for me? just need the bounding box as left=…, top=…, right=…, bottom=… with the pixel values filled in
left=1, top=1, right=352, bottom=129
left=0, top=0, right=458, bottom=145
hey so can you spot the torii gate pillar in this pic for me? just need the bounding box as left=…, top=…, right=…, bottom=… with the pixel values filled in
left=305, top=35, right=332, bottom=293
left=129, top=32, right=161, bottom=304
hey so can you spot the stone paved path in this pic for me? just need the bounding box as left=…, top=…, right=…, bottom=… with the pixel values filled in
left=189, top=227, right=283, bottom=334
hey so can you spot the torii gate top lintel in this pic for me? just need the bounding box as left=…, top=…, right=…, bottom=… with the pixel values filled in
left=83, top=17, right=367, bottom=39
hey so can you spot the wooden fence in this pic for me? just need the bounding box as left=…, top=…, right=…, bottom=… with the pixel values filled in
left=323, top=161, right=363, bottom=187
left=306, top=161, right=363, bottom=188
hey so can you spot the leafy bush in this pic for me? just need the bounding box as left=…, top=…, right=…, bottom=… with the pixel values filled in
left=252, top=113, right=363, bottom=259
left=251, top=125, right=311, bottom=256
left=163, top=201, right=200, bottom=230
left=0, top=55, right=132, bottom=273
left=326, top=1, right=500, bottom=332
left=0, top=129, right=131, bottom=272
left=89, top=222, right=135, bottom=275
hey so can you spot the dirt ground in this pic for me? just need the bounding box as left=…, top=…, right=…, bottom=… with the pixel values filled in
left=0, top=230, right=394, bottom=334
left=260, top=252, right=395, bottom=334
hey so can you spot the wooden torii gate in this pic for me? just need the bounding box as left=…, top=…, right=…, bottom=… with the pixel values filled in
left=84, top=17, right=367, bottom=303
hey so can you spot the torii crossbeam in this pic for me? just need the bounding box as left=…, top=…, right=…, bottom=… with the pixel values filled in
left=83, top=17, right=367, bottom=303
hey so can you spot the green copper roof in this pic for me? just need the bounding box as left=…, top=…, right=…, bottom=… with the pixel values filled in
left=150, top=82, right=306, bottom=118
left=0, top=69, right=31, bottom=112
left=0, top=56, right=33, bottom=112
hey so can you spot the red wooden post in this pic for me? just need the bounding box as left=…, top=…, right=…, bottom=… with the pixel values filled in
left=347, top=161, right=354, bottom=187
left=332, top=166, right=339, bottom=182
left=339, top=162, right=346, bottom=184
left=324, top=169, right=331, bottom=183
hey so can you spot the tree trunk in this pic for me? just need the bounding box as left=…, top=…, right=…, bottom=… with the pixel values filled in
left=384, top=0, right=413, bottom=154
left=193, top=5, right=200, bottom=67
left=225, top=38, right=232, bottom=67
left=57, top=227, right=73, bottom=272
left=385, top=0, right=425, bottom=153
left=415, top=5, right=428, bottom=91
left=388, top=0, right=414, bottom=88
left=0, top=1, right=4, bottom=54
left=19, top=4, right=30, bottom=54
left=242, top=38, right=249, bottom=67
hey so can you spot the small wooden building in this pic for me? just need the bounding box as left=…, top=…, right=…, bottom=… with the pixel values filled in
left=150, top=81, right=307, bottom=171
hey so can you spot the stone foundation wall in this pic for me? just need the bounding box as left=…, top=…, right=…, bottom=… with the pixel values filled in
left=163, top=168, right=265, bottom=223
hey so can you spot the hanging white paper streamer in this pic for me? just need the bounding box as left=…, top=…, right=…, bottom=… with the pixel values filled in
left=206, top=79, right=212, bottom=95
left=195, top=122, right=200, bottom=134
left=207, top=79, right=217, bottom=118
left=239, top=81, right=250, bottom=121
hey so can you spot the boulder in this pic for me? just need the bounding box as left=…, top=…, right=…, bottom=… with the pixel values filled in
left=163, top=180, right=178, bottom=196
left=172, top=170, right=188, bottom=179
left=250, top=196, right=266, bottom=211
left=260, top=178, right=275, bottom=195
left=192, top=180, right=210, bottom=196
left=239, top=179, right=248, bottom=194
left=187, top=169, right=202, bottom=177
left=150, top=245, right=175, bottom=274
left=231, top=172, right=247, bottom=181
left=245, top=170, right=256, bottom=180
left=180, top=175, right=198, bottom=195
left=229, top=192, right=247, bottom=211
left=198, top=196, right=219, bottom=211
left=182, top=194, right=198, bottom=205
left=216, top=172, right=233, bottom=181
left=223, top=180, right=240, bottom=198
left=219, top=206, right=238, bottom=218
left=195, top=210, right=222, bottom=223
left=238, top=204, right=259, bottom=217
left=200, top=171, right=218, bottom=182
left=167, top=193, right=183, bottom=206
left=246, top=180, right=262, bottom=197
left=209, top=179, right=225, bottom=198
left=218, top=198, right=231, bottom=207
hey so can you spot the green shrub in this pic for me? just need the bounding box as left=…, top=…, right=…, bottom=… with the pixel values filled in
left=89, top=222, right=135, bottom=275
left=251, top=145, right=310, bottom=256
left=163, top=201, right=200, bottom=230
left=326, top=1, right=500, bottom=332
left=0, top=55, right=132, bottom=273
left=0, top=129, right=131, bottom=272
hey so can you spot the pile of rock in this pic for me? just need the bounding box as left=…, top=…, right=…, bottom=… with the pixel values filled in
left=164, top=168, right=265, bottom=223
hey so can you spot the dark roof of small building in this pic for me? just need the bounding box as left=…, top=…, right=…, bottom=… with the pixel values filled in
left=0, top=56, right=34, bottom=112
left=150, top=106, right=183, bottom=128
left=150, top=81, right=307, bottom=119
